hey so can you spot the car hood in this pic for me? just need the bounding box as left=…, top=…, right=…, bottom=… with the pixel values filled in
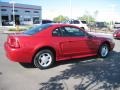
left=95, top=36, right=111, bottom=41
left=89, top=32, right=112, bottom=39
left=93, top=34, right=114, bottom=44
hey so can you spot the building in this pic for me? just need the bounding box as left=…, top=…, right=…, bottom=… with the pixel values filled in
left=0, top=2, right=42, bottom=26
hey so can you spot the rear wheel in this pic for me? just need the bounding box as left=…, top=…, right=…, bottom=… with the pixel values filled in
left=81, top=27, right=85, bottom=30
left=98, top=44, right=109, bottom=58
left=34, top=49, right=55, bottom=69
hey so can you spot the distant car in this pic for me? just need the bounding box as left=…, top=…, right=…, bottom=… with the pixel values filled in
left=42, top=19, right=54, bottom=24
left=113, top=29, right=120, bottom=39
left=114, top=22, right=120, bottom=30
left=2, top=20, right=12, bottom=26
left=63, top=20, right=88, bottom=30
left=9, top=21, right=14, bottom=25
left=4, top=23, right=114, bottom=69
left=95, top=22, right=107, bottom=28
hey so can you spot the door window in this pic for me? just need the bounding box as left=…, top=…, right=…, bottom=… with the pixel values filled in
left=60, top=26, right=86, bottom=37
left=52, top=28, right=61, bottom=36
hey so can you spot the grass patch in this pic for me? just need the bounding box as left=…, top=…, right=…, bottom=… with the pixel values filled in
left=9, top=28, right=26, bottom=31
left=8, top=25, right=33, bottom=31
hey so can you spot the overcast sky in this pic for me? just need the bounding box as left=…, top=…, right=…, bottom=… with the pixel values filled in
left=2, top=0, right=120, bottom=21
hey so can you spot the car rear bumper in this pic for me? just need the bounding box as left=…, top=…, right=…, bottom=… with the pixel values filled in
left=4, top=42, right=32, bottom=63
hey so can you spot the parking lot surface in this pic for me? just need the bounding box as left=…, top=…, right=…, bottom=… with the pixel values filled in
left=0, top=33, right=120, bottom=90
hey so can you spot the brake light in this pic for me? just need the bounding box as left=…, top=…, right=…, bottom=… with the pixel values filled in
left=8, top=38, right=20, bottom=48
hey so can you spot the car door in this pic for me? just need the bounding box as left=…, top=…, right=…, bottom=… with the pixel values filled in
left=59, top=26, right=97, bottom=57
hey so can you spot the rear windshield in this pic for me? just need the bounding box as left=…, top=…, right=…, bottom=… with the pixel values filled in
left=23, top=24, right=52, bottom=35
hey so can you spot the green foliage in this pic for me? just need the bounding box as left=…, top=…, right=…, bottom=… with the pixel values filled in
left=9, top=28, right=25, bottom=31
left=8, top=26, right=32, bottom=31
left=53, top=15, right=69, bottom=23
left=78, top=15, right=95, bottom=23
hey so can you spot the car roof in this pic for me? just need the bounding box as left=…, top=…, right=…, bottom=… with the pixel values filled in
left=49, top=23, right=79, bottom=27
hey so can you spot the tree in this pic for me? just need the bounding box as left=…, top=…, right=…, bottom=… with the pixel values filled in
left=94, top=10, right=99, bottom=21
left=78, top=15, right=95, bottom=23
left=53, top=15, right=69, bottom=23
left=77, top=10, right=99, bottom=23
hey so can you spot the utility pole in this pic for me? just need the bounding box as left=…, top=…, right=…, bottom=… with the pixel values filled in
left=9, top=1, right=15, bottom=27
left=0, top=1, right=2, bottom=26
left=69, top=0, right=72, bottom=20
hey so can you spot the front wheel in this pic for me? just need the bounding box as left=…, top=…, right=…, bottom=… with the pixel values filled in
left=98, top=44, right=109, bottom=58
left=33, top=49, right=55, bottom=69
left=81, top=27, right=85, bottom=30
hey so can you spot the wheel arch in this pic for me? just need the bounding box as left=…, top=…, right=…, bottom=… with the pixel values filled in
left=97, top=41, right=111, bottom=58
left=32, top=46, right=56, bottom=63
left=100, top=41, right=111, bottom=51
left=80, top=27, right=85, bottom=30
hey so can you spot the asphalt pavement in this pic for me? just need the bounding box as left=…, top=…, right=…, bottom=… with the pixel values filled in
left=0, top=33, right=120, bottom=90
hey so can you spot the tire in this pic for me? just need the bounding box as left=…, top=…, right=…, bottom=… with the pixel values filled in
left=98, top=44, right=109, bottom=58
left=33, top=49, right=55, bottom=69
left=81, top=27, right=85, bottom=30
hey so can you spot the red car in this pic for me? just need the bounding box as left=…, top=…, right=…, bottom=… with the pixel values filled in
left=4, top=24, right=114, bottom=69
left=113, top=29, right=120, bottom=39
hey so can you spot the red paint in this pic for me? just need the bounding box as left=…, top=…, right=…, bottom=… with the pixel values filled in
left=113, top=29, right=120, bottom=39
left=4, top=24, right=115, bottom=63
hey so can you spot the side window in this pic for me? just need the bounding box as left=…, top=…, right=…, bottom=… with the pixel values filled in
left=73, top=20, right=80, bottom=24
left=52, top=28, right=61, bottom=36
left=61, top=26, right=85, bottom=37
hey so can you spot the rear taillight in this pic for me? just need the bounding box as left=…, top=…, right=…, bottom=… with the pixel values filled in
left=8, top=38, right=20, bottom=48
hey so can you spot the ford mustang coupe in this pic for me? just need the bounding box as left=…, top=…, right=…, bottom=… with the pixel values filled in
left=4, top=24, right=114, bottom=69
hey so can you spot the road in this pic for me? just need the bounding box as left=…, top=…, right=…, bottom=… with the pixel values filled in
left=0, top=33, right=120, bottom=90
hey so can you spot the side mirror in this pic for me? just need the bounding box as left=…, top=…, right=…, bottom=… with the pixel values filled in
left=87, top=34, right=94, bottom=39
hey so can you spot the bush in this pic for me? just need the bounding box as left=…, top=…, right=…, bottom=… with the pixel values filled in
left=8, top=25, right=33, bottom=31
left=9, top=28, right=26, bottom=31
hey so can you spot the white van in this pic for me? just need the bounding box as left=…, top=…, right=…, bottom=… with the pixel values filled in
left=114, top=22, right=120, bottom=29
left=63, top=20, right=89, bottom=30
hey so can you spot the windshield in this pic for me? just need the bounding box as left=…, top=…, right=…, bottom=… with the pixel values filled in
left=81, top=21, right=87, bottom=24
left=115, top=22, right=120, bottom=24
left=70, top=20, right=80, bottom=24
left=23, top=24, right=52, bottom=35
